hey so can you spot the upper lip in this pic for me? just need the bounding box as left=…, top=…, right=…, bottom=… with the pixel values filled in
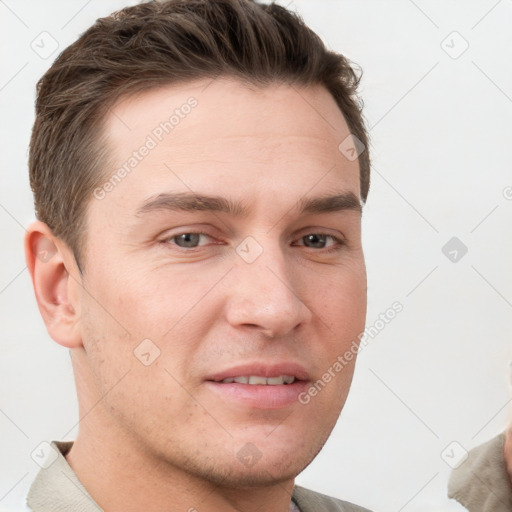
left=205, top=362, right=310, bottom=382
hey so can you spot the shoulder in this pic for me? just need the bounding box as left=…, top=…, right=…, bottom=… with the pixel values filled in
left=292, top=485, right=374, bottom=512
left=448, top=432, right=512, bottom=511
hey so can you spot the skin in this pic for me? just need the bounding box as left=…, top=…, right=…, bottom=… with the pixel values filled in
left=26, top=78, right=367, bottom=512
left=506, top=427, right=512, bottom=479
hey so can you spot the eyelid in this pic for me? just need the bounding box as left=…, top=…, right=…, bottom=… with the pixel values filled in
left=297, top=231, right=347, bottom=253
left=158, top=226, right=346, bottom=252
left=160, top=230, right=218, bottom=247
left=294, top=233, right=343, bottom=246
left=158, top=223, right=218, bottom=239
left=293, top=225, right=346, bottom=241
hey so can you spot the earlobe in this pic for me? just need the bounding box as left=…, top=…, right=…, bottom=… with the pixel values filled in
left=25, top=221, right=83, bottom=349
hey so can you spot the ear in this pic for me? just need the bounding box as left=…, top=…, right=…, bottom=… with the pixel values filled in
left=25, top=221, right=83, bottom=348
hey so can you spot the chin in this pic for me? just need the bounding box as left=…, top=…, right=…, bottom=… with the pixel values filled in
left=194, top=456, right=306, bottom=489
left=177, top=436, right=325, bottom=490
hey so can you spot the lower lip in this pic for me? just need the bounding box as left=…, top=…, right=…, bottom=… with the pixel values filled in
left=205, top=381, right=309, bottom=409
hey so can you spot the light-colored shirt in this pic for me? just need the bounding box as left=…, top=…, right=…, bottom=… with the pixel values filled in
left=26, top=440, right=372, bottom=512
left=448, top=432, right=512, bottom=511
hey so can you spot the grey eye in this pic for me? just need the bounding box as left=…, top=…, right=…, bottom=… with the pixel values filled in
left=173, top=233, right=202, bottom=248
left=302, top=234, right=328, bottom=248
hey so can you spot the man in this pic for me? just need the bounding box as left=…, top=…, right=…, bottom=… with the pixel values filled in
left=24, top=0, right=372, bottom=511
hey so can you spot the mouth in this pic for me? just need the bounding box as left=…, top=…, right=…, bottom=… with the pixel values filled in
left=204, top=363, right=310, bottom=409
left=216, top=375, right=296, bottom=385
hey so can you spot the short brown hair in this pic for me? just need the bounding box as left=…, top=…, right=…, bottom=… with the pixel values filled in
left=29, top=0, right=370, bottom=269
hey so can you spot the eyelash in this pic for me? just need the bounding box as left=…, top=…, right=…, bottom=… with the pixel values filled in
left=292, top=234, right=345, bottom=254
left=162, top=231, right=345, bottom=253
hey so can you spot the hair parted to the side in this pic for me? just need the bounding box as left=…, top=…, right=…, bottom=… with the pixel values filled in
left=29, top=0, right=370, bottom=270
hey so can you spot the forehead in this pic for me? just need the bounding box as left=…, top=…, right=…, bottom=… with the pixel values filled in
left=106, top=78, right=350, bottom=138
left=96, top=78, right=360, bottom=216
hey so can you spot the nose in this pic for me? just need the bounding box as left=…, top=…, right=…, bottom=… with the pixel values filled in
left=224, top=241, right=313, bottom=338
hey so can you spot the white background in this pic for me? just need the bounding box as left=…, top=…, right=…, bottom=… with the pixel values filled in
left=1, top=1, right=511, bottom=511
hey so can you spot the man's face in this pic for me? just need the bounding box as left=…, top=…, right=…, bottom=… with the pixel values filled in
left=76, top=78, right=366, bottom=485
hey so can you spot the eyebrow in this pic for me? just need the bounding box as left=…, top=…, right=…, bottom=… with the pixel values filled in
left=136, top=191, right=361, bottom=217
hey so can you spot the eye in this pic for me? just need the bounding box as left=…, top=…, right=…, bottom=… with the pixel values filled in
left=169, top=233, right=211, bottom=248
left=296, top=234, right=341, bottom=250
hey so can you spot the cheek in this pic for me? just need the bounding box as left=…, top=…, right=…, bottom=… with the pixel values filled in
left=79, top=296, right=195, bottom=427
left=308, top=262, right=366, bottom=402
left=316, top=263, right=367, bottom=334
left=82, top=258, right=183, bottom=338
left=79, top=262, right=220, bottom=388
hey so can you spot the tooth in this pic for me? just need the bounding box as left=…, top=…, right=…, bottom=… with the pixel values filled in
left=248, top=376, right=267, bottom=385
left=228, top=375, right=296, bottom=385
